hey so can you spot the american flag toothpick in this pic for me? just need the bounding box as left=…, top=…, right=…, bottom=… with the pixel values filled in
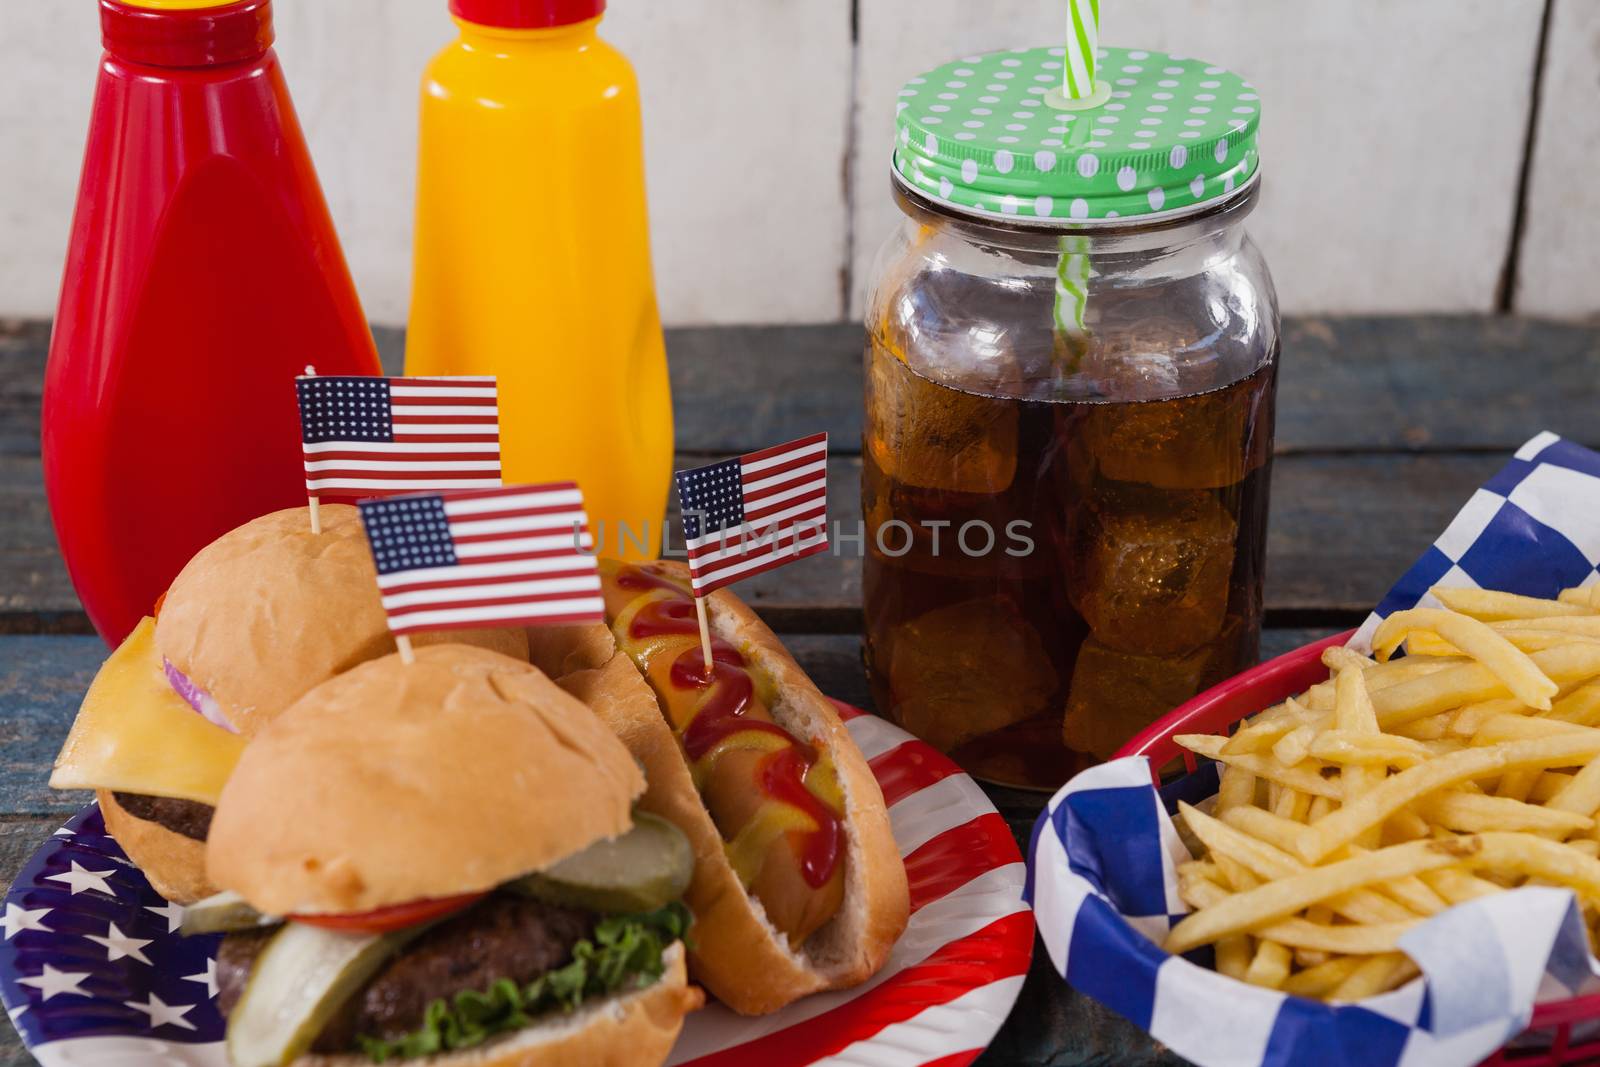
left=674, top=432, right=829, bottom=667
left=295, top=373, right=502, bottom=533
left=356, top=483, right=603, bottom=664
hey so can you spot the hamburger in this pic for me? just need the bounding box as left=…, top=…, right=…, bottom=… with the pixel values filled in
left=51, top=504, right=527, bottom=902
left=188, top=644, right=700, bottom=1067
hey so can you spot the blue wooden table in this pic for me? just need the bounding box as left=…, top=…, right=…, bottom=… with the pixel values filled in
left=3, top=315, right=1598, bottom=1065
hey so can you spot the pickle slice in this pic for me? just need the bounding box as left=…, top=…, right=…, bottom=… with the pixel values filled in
left=511, top=812, right=693, bottom=915
left=226, top=921, right=424, bottom=1067
left=180, top=890, right=279, bottom=937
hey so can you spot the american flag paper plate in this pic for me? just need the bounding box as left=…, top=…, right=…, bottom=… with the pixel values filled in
left=1, top=704, right=1031, bottom=1067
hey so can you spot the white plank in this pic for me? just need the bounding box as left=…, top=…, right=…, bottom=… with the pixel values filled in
left=0, top=0, right=851, bottom=328
left=271, top=0, right=441, bottom=326
left=607, top=0, right=852, bottom=325
left=1513, top=0, right=1600, bottom=318
left=851, top=0, right=1544, bottom=319
left=0, top=1, right=102, bottom=319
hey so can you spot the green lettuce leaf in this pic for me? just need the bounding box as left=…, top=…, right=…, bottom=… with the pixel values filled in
left=356, top=902, right=691, bottom=1063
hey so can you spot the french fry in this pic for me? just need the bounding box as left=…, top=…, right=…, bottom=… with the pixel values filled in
left=1216, top=762, right=1256, bottom=815
left=1380, top=874, right=1449, bottom=916
left=1408, top=629, right=1600, bottom=658
left=1180, top=874, right=1418, bottom=954
left=1244, top=940, right=1292, bottom=988
left=1296, top=735, right=1600, bottom=862
left=1272, top=724, right=1318, bottom=768
left=1164, top=838, right=1472, bottom=953
left=1546, top=682, right=1600, bottom=727
left=1330, top=955, right=1418, bottom=1001
left=1373, top=645, right=1600, bottom=728
left=1264, top=921, right=1415, bottom=956
left=1373, top=609, right=1559, bottom=710
left=1335, top=665, right=1382, bottom=847
left=1215, top=936, right=1252, bottom=980
left=1470, top=713, right=1590, bottom=745
left=1415, top=791, right=1592, bottom=834
left=1307, top=795, right=1335, bottom=822
left=1546, top=753, right=1600, bottom=820
left=1308, top=731, right=1429, bottom=767
left=1530, top=771, right=1578, bottom=803
left=1421, top=867, right=1503, bottom=905
left=1559, top=586, right=1600, bottom=611
left=1201, top=804, right=1415, bottom=923
left=1496, top=768, right=1541, bottom=802
left=1383, top=808, right=1432, bottom=844
left=1391, top=712, right=1454, bottom=740
left=1171, top=832, right=1600, bottom=953
left=1282, top=956, right=1366, bottom=998
left=1175, top=734, right=1343, bottom=799
left=1224, top=698, right=1318, bottom=756
left=1433, top=586, right=1593, bottom=621
left=1502, top=616, right=1600, bottom=638
left=1450, top=697, right=1531, bottom=737
left=1322, top=646, right=1376, bottom=674
left=1219, top=804, right=1308, bottom=855
left=1215, top=852, right=1260, bottom=892
left=1273, top=786, right=1311, bottom=823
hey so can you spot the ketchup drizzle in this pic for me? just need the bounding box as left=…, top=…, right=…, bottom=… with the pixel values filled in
left=615, top=564, right=844, bottom=890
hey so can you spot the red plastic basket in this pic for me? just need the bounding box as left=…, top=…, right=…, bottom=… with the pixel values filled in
left=1114, top=630, right=1600, bottom=1067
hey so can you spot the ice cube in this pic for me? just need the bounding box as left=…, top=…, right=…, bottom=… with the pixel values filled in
left=1063, top=618, right=1245, bottom=760
left=1068, top=486, right=1237, bottom=655
left=1077, top=368, right=1272, bottom=490
left=865, top=343, right=1017, bottom=495
left=887, top=596, right=1058, bottom=754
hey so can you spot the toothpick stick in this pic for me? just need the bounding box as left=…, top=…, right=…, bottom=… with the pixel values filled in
left=694, top=595, right=714, bottom=672
left=396, top=634, right=415, bottom=665
left=303, top=364, right=320, bottom=534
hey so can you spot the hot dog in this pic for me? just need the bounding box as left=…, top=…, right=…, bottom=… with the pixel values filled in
left=532, top=559, right=909, bottom=1015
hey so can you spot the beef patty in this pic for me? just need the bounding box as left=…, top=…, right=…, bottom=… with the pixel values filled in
left=216, top=894, right=595, bottom=1050
left=112, top=792, right=214, bottom=841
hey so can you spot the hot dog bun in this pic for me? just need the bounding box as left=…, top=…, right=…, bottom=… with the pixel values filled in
left=540, top=562, right=908, bottom=1015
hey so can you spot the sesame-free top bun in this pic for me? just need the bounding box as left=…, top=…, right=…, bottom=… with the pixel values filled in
left=206, top=645, right=644, bottom=916
left=154, top=505, right=529, bottom=738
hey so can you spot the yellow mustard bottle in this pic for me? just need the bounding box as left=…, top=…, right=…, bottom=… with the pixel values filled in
left=406, top=0, right=672, bottom=559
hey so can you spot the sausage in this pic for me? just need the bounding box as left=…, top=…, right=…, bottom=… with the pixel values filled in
left=602, top=562, right=846, bottom=947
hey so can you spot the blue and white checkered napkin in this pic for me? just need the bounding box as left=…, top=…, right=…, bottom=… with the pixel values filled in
left=1026, top=433, right=1600, bottom=1067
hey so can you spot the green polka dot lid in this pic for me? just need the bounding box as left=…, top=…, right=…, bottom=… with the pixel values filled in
left=894, top=46, right=1261, bottom=223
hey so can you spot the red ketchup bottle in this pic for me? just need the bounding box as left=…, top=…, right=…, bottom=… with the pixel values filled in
left=44, top=0, right=381, bottom=646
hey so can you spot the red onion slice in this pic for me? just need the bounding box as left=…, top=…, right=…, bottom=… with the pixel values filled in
left=162, top=659, right=240, bottom=735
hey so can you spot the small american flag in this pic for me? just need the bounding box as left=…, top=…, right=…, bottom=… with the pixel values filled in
left=296, top=374, right=501, bottom=497
left=357, top=483, right=603, bottom=635
left=675, top=432, right=829, bottom=596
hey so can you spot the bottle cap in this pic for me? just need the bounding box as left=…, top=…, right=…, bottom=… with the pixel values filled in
left=100, top=0, right=273, bottom=67
left=448, top=0, right=604, bottom=29
left=893, top=46, right=1261, bottom=225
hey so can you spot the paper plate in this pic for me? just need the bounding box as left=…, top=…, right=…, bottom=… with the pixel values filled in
left=1, top=703, right=1032, bottom=1067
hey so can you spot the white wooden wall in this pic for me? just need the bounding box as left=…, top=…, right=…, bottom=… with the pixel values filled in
left=0, top=0, right=1591, bottom=326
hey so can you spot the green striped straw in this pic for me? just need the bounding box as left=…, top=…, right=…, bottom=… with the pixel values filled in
left=1050, top=0, right=1104, bottom=357
left=1054, top=235, right=1091, bottom=337
left=1063, top=0, right=1099, bottom=100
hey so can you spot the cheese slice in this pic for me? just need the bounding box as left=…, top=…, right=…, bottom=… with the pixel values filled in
left=50, top=616, right=245, bottom=804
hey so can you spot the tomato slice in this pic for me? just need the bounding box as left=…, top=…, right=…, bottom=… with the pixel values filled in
left=291, top=892, right=487, bottom=934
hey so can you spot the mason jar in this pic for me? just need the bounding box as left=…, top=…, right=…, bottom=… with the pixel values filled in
left=862, top=46, right=1278, bottom=790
